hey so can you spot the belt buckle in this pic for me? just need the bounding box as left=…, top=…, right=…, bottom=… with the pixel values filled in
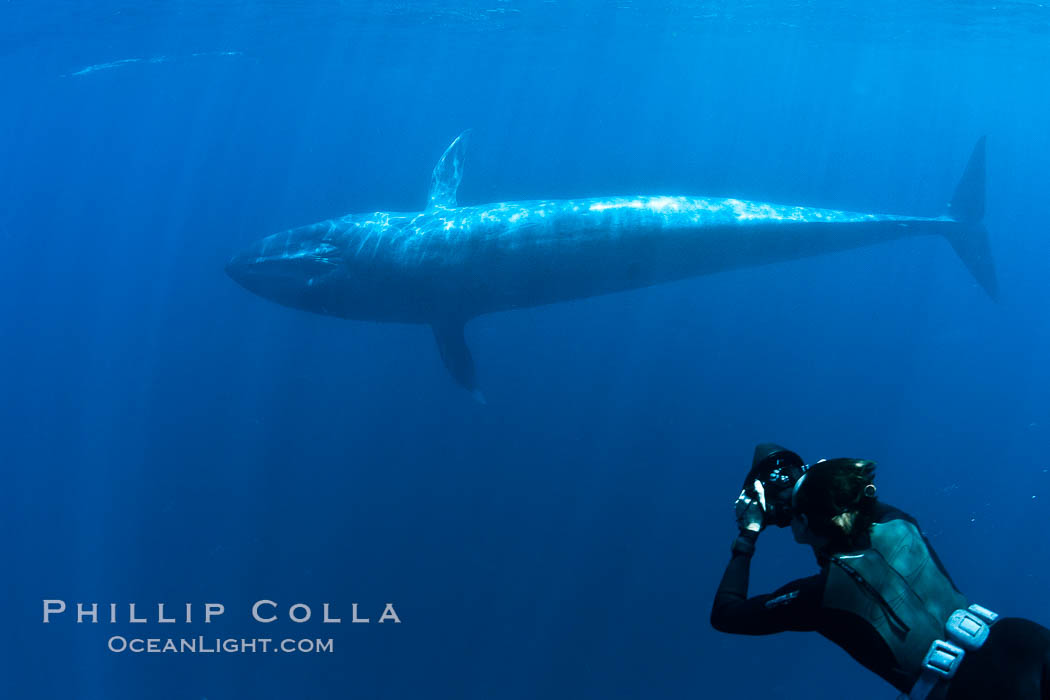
left=946, top=610, right=989, bottom=650
left=922, top=639, right=965, bottom=678
left=946, top=604, right=998, bottom=651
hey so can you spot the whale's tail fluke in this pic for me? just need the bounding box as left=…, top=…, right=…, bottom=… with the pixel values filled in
left=945, top=136, right=998, bottom=300
left=949, top=136, right=986, bottom=224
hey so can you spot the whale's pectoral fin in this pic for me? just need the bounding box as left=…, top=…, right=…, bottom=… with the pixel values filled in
left=431, top=318, right=485, bottom=402
left=427, top=130, right=472, bottom=210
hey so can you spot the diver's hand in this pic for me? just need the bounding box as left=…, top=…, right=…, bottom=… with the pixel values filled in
left=734, top=479, right=766, bottom=533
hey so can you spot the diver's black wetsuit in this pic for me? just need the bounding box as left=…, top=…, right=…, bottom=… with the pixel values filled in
left=711, top=502, right=1050, bottom=699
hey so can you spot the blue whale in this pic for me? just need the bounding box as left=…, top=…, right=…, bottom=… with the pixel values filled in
left=226, top=132, right=994, bottom=399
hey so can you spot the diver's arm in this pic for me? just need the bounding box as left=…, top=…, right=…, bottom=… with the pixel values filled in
left=710, top=532, right=759, bottom=627
left=710, top=541, right=823, bottom=635
left=710, top=479, right=822, bottom=634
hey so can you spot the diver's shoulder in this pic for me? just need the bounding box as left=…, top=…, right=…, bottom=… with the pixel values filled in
left=870, top=501, right=921, bottom=526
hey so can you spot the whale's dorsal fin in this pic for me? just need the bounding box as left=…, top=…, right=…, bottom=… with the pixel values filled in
left=427, top=130, right=471, bottom=210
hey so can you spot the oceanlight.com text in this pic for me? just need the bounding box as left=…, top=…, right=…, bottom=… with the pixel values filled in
left=107, top=636, right=335, bottom=654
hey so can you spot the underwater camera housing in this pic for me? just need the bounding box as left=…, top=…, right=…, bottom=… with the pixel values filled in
left=743, top=444, right=808, bottom=528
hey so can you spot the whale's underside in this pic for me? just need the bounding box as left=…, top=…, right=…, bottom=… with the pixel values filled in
left=226, top=132, right=995, bottom=399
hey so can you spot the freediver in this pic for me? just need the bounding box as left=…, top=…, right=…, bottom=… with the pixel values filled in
left=711, top=443, right=1050, bottom=699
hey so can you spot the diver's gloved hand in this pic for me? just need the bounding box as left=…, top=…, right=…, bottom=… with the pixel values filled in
left=734, top=479, right=766, bottom=534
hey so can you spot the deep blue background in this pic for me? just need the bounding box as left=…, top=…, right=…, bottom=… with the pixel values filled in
left=2, top=1, right=1050, bottom=698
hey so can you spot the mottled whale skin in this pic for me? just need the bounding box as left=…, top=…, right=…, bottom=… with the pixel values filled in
left=227, top=132, right=994, bottom=398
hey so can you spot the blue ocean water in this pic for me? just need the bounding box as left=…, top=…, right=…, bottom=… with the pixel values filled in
left=2, top=1, right=1049, bottom=698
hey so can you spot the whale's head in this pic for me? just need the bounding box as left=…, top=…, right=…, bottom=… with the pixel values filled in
left=225, top=223, right=343, bottom=314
